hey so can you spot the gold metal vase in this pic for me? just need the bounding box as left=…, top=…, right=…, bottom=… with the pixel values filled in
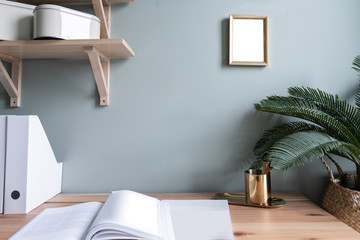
left=245, top=169, right=271, bottom=205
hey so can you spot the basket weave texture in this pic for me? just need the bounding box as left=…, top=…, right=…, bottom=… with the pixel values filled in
left=321, top=157, right=360, bottom=232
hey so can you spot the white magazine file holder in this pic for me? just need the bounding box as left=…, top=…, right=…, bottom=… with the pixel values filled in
left=3, top=115, right=63, bottom=214
left=0, top=116, right=6, bottom=213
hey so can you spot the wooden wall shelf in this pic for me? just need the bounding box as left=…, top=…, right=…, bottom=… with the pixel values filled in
left=0, top=39, right=134, bottom=59
left=0, top=0, right=135, bottom=107
left=0, top=40, right=134, bottom=107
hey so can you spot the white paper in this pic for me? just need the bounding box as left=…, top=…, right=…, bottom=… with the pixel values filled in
left=10, top=191, right=230, bottom=240
left=9, top=202, right=103, bottom=240
left=233, top=19, right=264, bottom=62
left=163, top=200, right=234, bottom=240
left=86, top=190, right=161, bottom=240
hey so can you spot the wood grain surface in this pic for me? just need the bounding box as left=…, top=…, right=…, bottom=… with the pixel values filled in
left=0, top=192, right=359, bottom=240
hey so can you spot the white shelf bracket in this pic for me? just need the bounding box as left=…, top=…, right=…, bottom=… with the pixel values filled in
left=0, top=53, right=22, bottom=107
left=92, top=0, right=111, bottom=39
left=84, top=46, right=110, bottom=106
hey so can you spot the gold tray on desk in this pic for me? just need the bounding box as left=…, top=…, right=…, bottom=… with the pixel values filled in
left=213, top=193, right=286, bottom=208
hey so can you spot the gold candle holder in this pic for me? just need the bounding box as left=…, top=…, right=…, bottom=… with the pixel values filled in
left=245, top=169, right=271, bottom=205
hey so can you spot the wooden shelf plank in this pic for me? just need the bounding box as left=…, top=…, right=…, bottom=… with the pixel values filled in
left=12, top=0, right=133, bottom=4
left=0, top=39, right=135, bottom=59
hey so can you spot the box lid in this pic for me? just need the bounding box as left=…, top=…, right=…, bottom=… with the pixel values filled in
left=34, top=4, right=100, bottom=23
left=0, top=0, right=35, bottom=10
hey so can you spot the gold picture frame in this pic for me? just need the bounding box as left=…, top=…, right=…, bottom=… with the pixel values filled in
left=229, top=14, right=268, bottom=66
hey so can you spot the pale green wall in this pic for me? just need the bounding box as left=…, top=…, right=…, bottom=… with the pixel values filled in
left=1, top=0, right=360, bottom=205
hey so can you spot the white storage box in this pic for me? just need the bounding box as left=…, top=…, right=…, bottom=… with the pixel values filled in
left=33, top=4, right=100, bottom=40
left=0, top=0, right=35, bottom=40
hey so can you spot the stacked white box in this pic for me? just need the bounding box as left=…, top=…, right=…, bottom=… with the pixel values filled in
left=0, top=0, right=35, bottom=40
left=33, top=4, right=101, bottom=40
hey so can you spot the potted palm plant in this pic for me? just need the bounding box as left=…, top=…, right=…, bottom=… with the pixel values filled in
left=253, top=55, right=360, bottom=232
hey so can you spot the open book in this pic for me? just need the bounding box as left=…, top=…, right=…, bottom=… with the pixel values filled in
left=9, top=190, right=234, bottom=240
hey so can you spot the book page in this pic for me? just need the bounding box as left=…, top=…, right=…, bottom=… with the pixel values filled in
left=9, top=201, right=103, bottom=240
left=158, top=201, right=175, bottom=240
left=162, top=200, right=234, bottom=240
left=86, top=190, right=161, bottom=240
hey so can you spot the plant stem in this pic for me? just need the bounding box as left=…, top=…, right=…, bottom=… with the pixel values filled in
left=319, top=156, right=335, bottom=182
left=349, top=155, right=360, bottom=190
left=325, top=154, right=344, bottom=177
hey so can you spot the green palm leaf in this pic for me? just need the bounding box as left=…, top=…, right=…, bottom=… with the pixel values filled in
left=288, top=87, right=360, bottom=140
left=254, top=122, right=325, bottom=156
left=264, top=131, right=359, bottom=171
left=353, top=55, right=360, bottom=74
left=353, top=55, right=360, bottom=109
left=329, top=149, right=354, bottom=162
left=254, top=96, right=360, bottom=146
left=253, top=60, right=360, bottom=188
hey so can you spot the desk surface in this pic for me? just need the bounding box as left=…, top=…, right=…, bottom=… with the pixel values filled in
left=0, top=192, right=359, bottom=240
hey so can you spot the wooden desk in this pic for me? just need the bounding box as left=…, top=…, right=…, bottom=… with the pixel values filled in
left=0, top=192, right=359, bottom=240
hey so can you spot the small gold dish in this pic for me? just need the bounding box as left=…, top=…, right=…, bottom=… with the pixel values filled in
left=213, top=193, right=285, bottom=208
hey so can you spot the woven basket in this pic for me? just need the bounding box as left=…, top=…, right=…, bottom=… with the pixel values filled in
left=320, top=157, right=360, bottom=232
